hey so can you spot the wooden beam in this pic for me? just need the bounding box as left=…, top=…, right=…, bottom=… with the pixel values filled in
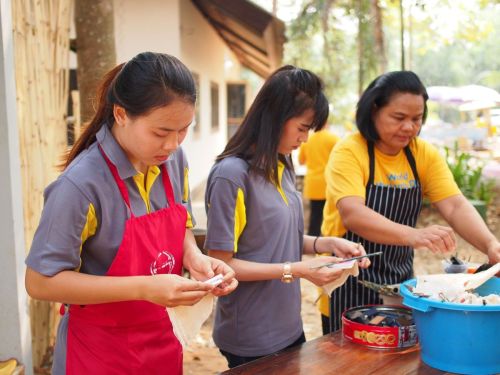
left=191, top=0, right=285, bottom=77
left=263, top=19, right=285, bottom=72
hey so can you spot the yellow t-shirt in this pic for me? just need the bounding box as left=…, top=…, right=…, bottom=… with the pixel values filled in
left=298, top=130, right=340, bottom=200
left=321, top=132, right=460, bottom=238
left=318, top=132, right=461, bottom=316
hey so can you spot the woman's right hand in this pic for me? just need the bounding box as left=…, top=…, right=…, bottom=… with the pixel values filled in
left=143, top=274, right=213, bottom=307
left=293, top=257, right=345, bottom=287
left=408, top=225, right=456, bottom=254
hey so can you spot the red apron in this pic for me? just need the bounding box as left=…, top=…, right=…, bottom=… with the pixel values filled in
left=66, top=146, right=187, bottom=374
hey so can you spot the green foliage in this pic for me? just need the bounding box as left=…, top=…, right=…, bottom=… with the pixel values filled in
left=444, top=143, right=495, bottom=205
left=407, top=1, right=500, bottom=90
left=261, top=0, right=500, bottom=125
left=283, top=0, right=364, bottom=124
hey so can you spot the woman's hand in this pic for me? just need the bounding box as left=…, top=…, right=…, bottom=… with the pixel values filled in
left=293, top=256, right=345, bottom=286
left=315, top=237, right=371, bottom=269
left=486, top=240, right=500, bottom=264
left=184, top=252, right=238, bottom=297
left=408, top=225, right=456, bottom=254
left=144, top=274, right=213, bottom=307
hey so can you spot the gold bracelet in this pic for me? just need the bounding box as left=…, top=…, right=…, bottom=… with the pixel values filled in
left=281, top=262, right=293, bottom=283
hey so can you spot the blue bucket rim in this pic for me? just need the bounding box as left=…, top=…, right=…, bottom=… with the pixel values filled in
left=400, top=278, right=500, bottom=312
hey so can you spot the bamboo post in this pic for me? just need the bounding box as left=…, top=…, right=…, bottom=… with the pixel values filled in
left=12, top=0, right=72, bottom=369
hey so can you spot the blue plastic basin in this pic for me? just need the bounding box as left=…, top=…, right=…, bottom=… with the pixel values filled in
left=400, top=278, right=500, bottom=375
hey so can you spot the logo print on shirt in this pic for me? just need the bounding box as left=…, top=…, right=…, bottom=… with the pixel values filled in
left=150, top=251, right=176, bottom=275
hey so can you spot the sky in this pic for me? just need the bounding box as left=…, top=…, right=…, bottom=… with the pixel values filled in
left=250, top=0, right=304, bottom=22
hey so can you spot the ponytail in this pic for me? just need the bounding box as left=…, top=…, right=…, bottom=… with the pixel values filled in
left=61, top=63, right=124, bottom=170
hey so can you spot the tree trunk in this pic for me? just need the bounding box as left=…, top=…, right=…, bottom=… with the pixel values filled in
left=357, top=7, right=364, bottom=96
left=321, top=0, right=337, bottom=86
left=399, top=0, right=405, bottom=70
left=371, top=0, right=387, bottom=73
left=74, top=0, right=116, bottom=124
left=408, top=2, right=413, bottom=70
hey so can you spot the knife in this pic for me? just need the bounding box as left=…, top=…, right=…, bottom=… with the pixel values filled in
left=309, top=251, right=383, bottom=269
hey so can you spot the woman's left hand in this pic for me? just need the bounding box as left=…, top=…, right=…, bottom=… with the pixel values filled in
left=316, top=237, right=371, bottom=269
left=185, top=252, right=238, bottom=297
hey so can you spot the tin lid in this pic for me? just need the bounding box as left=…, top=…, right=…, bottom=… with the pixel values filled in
left=343, top=305, right=414, bottom=328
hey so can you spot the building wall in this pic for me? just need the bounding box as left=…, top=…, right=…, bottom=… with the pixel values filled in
left=179, top=0, right=241, bottom=190
left=114, top=0, right=181, bottom=61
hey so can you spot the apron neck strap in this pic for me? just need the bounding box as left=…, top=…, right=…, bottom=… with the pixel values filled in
left=160, top=163, right=175, bottom=207
left=403, top=145, right=420, bottom=184
left=98, top=144, right=134, bottom=216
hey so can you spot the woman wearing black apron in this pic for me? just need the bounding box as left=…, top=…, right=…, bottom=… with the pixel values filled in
left=320, top=71, right=500, bottom=333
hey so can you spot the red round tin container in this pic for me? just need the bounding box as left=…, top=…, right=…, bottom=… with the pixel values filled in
left=342, top=305, right=418, bottom=349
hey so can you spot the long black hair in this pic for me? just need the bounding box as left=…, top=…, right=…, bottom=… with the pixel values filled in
left=63, top=52, right=196, bottom=169
left=356, top=70, right=428, bottom=142
left=218, top=65, right=329, bottom=184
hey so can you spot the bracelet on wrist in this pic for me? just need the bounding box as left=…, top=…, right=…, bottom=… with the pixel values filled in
left=313, top=236, right=320, bottom=254
left=281, top=262, right=294, bottom=283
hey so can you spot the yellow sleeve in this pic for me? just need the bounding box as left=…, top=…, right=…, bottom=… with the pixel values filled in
left=80, top=203, right=98, bottom=249
left=298, top=143, right=307, bottom=165
left=186, top=211, right=194, bottom=228
left=233, top=187, right=247, bottom=252
left=183, top=167, right=189, bottom=202
left=326, top=137, right=367, bottom=206
left=413, top=140, right=461, bottom=202
left=322, top=135, right=368, bottom=237
left=183, top=167, right=194, bottom=228
left=77, top=203, right=98, bottom=271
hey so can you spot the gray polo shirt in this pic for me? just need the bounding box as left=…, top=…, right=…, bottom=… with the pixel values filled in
left=205, top=156, right=304, bottom=357
left=25, top=124, right=194, bottom=374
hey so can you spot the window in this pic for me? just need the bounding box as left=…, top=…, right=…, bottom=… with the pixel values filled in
left=227, top=83, right=246, bottom=138
left=192, top=71, right=200, bottom=134
left=210, top=82, right=219, bottom=130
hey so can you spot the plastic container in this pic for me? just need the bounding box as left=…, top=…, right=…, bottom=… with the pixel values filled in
left=401, top=278, right=500, bottom=375
left=442, top=261, right=468, bottom=274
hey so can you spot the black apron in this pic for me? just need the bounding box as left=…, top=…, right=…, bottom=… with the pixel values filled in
left=328, top=141, right=423, bottom=332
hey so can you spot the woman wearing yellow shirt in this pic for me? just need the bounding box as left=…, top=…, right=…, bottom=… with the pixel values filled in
left=298, top=129, right=339, bottom=236
left=321, top=71, right=500, bottom=333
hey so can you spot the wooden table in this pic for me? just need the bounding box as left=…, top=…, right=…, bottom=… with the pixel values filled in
left=221, top=331, right=452, bottom=375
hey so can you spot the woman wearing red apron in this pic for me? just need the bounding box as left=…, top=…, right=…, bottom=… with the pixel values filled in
left=25, top=52, right=237, bottom=374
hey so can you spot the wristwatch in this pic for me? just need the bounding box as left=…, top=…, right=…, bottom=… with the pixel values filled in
left=281, top=262, right=294, bottom=283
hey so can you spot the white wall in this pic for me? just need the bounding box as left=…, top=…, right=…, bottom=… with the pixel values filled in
left=114, top=0, right=181, bottom=62
left=179, top=0, right=241, bottom=190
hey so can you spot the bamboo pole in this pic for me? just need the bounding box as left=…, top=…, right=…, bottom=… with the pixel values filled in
left=12, top=0, right=72, bottom=369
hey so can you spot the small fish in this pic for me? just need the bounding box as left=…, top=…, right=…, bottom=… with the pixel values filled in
left=357, top=280, right=401, bottom=296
